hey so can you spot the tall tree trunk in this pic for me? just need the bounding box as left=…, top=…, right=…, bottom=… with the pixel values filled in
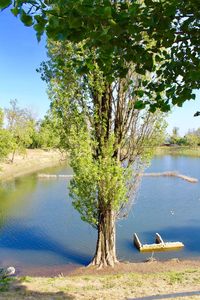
left=90, top=208, right=118, bottom=268
left=90, top=83, right=118, bottom=268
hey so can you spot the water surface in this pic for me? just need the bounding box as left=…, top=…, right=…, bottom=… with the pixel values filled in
left=0, top=156, right=200, bottom=269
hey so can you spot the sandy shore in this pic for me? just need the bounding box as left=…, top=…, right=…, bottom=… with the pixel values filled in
left=0, top=149, right=66, bottom=181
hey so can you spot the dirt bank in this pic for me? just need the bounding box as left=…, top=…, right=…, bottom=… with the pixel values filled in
left=0, top=149, right=66, bottom=181
left=2, top=260, right=200, bottom=299
left=14, top=259, right=200, bottom=277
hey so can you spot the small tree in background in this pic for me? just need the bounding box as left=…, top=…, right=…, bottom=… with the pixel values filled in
left=185, top=129, right=200, bottom=147
left=37, top=113, right=60, bottom=150
left=5, top=100, right=35, bottom=162
left=169, top=127, right=180, bottom=145
left=0, top=108, right=12, bottom=162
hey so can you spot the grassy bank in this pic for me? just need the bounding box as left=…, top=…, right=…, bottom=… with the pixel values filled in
left=155, top=146, right=200, bottom=157
left=1, top=262, right=200, bottom=299
left=0, top=149, right=66, bottom=182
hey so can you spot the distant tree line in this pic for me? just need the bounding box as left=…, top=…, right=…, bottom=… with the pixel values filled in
left=168, top=127, right=200, bottom=147
left=0, top=99, right=60, bottom=162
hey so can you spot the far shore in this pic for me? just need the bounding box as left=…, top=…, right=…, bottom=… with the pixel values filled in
left=155, top=145, right=200, bottom=157
left=1, top=146, right=200, bottom=183
left=0, top=149, right=67, bottom=182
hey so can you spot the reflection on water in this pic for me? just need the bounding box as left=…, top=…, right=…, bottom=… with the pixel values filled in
left=0, top=176, right=37, bottom=228
left=0, top=156, right=200, bottom=268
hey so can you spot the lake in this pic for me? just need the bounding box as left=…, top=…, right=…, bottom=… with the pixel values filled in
left=0, top=155, right=200, bottom=271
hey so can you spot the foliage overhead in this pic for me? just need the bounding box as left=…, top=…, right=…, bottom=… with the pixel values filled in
left=1, top=0, right=200, bottom=111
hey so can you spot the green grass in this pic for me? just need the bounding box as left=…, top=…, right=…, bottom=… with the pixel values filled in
left=166, top=271, right=185, bottom=285
left=0, top=278, right=14, bottom=292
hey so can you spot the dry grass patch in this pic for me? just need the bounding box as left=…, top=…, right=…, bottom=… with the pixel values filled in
left=1, top=268, right=200, bottom=299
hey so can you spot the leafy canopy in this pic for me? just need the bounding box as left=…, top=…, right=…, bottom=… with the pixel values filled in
left=1, top=0, right=200, bottom=111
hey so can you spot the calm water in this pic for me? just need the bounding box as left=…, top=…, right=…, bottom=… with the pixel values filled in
left=0, top=155, right=200, bottom=269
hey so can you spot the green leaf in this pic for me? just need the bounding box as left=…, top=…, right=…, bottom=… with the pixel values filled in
left=129, top=4, right=139, bottom=17
left=136, top=90, right=144, bottom=97
left=135, top=66, right=146, bottom=75
left=104, top=7, right=112, bottom=18
left=149, top=105, right=156, bottom=113
left=0, top=0, right=11, bottom=10
left=160, top=103, right=171, bottom=112
left=77, top=65, right=88, bottom=75
left=108, top=19, right=116, bottom=26
left=69, top=18, right=81, bottom=29
left=11, top=7, right=19, bottom=16
left=134, top=101, right=146, bottom=109
left=189, top=71, right=200, bottom=81
left=20, top=10, right=33, bottom=27
left=33, top=15, right=47, bottom=41
left=144, top=0, right=153, bottom=6
left=33, top=23, right=44, bottom=41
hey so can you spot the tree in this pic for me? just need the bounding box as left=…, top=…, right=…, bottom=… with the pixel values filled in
left=185, top=133, right=199, bottom=147
left=5, top=100, right=35, bottom=162
left=169, top=126, right=180, bottom=144
left=185, top=128, right=200, bottom=146
left=1, top=0, right=200, bottom=267
left=0, top=108, right=12, bottom=161
left=40, top=40, right=166, bottom=267
left=37, top=112, right=60, bottom=150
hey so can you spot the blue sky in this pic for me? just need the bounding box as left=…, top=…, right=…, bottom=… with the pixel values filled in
left=0, top=9, right=49, bottom=119
left=0, top=9, right=199, bottom=135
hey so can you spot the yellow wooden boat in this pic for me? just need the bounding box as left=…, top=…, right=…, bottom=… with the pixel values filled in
left=134, top=233, right=184, bottom=252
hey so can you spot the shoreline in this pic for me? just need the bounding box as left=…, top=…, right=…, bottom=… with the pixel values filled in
left=13, top=258, right=200, bottom=277
left=0, top=149, right=67, bottom=182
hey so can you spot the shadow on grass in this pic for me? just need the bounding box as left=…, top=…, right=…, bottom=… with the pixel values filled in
left=0, top=277, right=75, bottom=299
